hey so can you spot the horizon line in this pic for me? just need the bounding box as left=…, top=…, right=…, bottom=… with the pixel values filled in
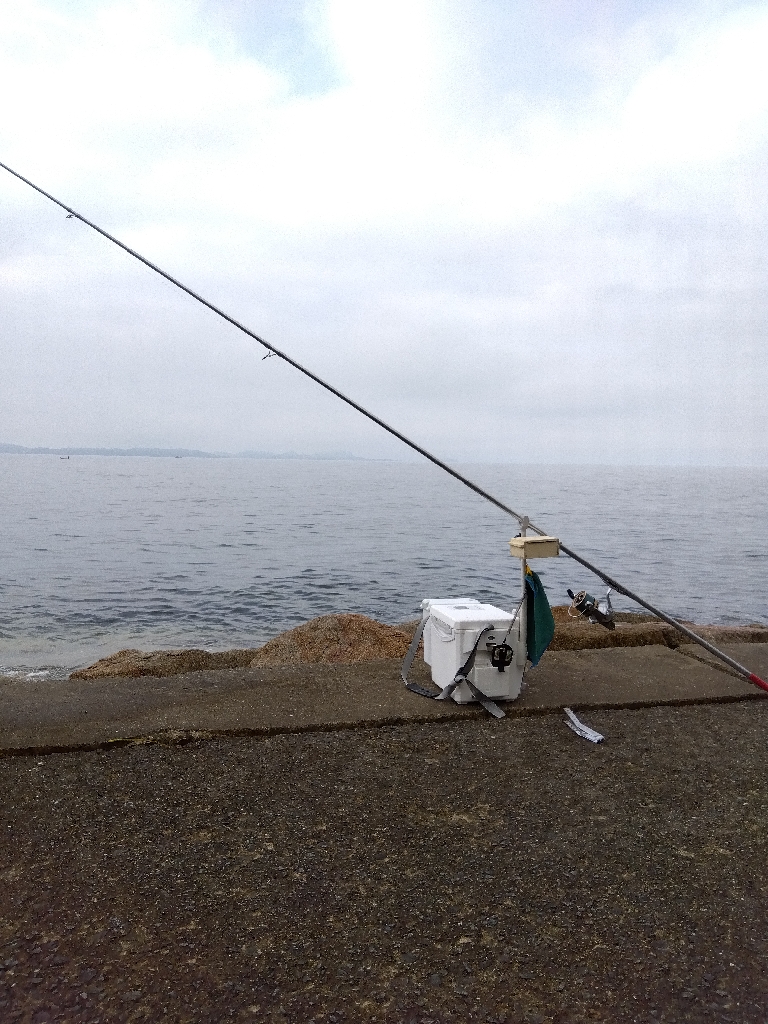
left=1, top=443, right=765, bottom=469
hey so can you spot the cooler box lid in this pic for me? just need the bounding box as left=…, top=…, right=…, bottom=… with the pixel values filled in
left=421, top=597, right=482, bottom=610
left=429, top=601, right=515, bottom=631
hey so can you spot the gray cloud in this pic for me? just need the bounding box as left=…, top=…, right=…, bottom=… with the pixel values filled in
left=1, top=0, right=767, bottom=465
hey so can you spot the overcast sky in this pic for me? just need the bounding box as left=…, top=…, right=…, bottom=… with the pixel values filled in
left=1, top=0, right=766, bottom=464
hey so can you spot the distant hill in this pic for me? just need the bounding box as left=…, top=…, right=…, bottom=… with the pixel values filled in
left=234, top=450, right=366, bottom=461
left=0, top=443, right=370, bottom=460
left=0, top=444, right=221, bottom=458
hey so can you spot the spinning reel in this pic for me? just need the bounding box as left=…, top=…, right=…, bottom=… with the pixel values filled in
left=567, top=587, right=616, bottom=630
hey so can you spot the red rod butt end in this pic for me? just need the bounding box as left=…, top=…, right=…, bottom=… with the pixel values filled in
left=748, top=673, right=768, bottom=694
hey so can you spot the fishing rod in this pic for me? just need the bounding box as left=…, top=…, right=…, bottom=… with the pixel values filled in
left=2, top=158, right=766, bottom=694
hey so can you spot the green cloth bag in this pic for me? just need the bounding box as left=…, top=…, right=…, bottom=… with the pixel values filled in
left=525, top=566, right=555, bottom=667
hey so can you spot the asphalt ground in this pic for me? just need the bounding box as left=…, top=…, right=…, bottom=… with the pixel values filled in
left=1, top=645, right=768, bottom=1023
left=2, top=702, right=768, bottom=1024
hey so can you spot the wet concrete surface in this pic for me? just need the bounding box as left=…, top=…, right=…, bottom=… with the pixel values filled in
left=2, top=702, right=768, bottom=1023
left=1, top=644, right=766, bottom=754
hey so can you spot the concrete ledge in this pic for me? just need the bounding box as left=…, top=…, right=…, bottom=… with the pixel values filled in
left=518, top=642, right=768, bottom=710
left=1, top=643, right=766, bottom=754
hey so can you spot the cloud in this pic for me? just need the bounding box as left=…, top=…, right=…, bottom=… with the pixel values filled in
left=3, top=0, right=768, bottom=227
left=0, top=0, right=766, bottom=464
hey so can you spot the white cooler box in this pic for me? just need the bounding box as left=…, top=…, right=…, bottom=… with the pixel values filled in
left=421, top=598, right=526, bottom=704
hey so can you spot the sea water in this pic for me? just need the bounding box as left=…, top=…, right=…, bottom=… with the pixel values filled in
left=1, top=455, right=766, bottom=677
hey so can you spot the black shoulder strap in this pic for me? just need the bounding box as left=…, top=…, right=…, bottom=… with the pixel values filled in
left=401, top=617, right=505, bottom=719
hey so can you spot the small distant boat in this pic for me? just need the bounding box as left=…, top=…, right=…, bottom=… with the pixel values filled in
left=60, top=456, right=70, bottom=460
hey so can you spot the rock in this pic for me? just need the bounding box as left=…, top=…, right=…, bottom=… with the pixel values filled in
left=549, top=606, right=768, bottom=652
left=549, top=614, right=678, bottom=652
left=70, top=647, right=258, bottom=680
left=68, top=608, right=768, bottom=680
left=249, top=614, right=414, bottom=667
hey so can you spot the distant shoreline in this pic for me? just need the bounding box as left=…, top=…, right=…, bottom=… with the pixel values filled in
left=0, top=443, right=376, bottom=461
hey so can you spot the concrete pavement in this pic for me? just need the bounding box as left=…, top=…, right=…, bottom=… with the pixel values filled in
left=2, top=643, right=766, bottom=754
